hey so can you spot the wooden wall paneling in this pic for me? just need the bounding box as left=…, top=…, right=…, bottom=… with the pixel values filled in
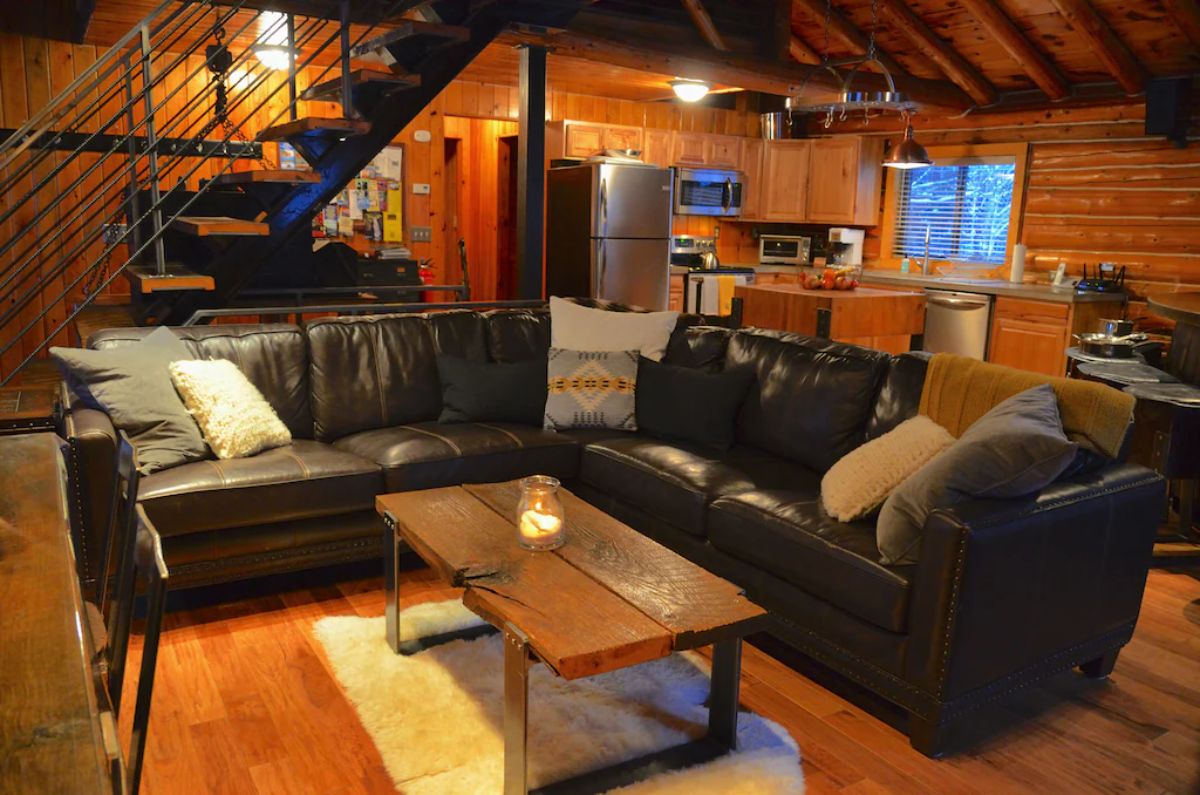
left=24, top=35, right=56, bottom=355
left=0, top=33, right=28, bottom=378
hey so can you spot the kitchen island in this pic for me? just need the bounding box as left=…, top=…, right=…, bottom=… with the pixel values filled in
left=734, top=283, right=925, bottom=354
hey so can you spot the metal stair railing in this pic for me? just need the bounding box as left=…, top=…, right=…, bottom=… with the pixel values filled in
left=0, top=0, right=447, bottom=386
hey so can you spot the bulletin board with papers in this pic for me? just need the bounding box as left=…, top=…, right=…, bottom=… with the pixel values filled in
left=297, top=144, right=406, bottom=244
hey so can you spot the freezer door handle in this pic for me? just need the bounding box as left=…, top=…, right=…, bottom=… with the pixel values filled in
left=595, top=238, right=607, bottom=296
left=598, top=177, right=608, bottom=239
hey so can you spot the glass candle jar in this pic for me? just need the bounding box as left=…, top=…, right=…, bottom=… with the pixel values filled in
left=516, top=475, right=565, bottom=551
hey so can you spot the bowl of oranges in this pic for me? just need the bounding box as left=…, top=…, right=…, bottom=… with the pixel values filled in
left=802, top=265, right=861, bottom=291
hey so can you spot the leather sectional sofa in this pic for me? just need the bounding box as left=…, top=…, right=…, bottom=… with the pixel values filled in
left=63, top=307, right=1165, bottom=755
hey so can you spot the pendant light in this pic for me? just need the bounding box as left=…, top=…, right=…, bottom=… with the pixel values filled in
left=883, top=122, right=933, bottom=169
left=670, top=79, right=711, bottom=103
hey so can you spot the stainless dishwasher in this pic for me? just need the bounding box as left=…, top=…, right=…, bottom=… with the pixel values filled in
left=922, top=289, right=993, bottom=359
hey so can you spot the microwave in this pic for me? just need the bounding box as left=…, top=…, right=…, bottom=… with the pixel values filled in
left=674, top=167, right=744, bottom=217
left=759, top=234, right=811, bottom=266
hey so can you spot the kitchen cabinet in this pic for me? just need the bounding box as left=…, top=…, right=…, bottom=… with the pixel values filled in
left=807, top=137, right=884, bottom=225
left=562, top=123, right=606, bottom=157
left=987, top=296, right=1116, bottom=376
left=668, top=273, right=685, bottom=312
left=761, top=140, right=812, bottom=221
left=705, top=135, right=741, bottom=168
left=671, top=132, right=708, bottom=165
left=739, top=137, right=765, bottom=218
left=604, top=125, right=643, bottom=153
left=643, top=129, right=672, bottom=168
left=750, top=136, right=882, bottom=224
left=555, top=121, right=644, bottom=158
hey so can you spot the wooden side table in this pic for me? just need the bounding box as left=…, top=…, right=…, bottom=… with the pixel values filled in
left=0, top=386, right=62, bottom=435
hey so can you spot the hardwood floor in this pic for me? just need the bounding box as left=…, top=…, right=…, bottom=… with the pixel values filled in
left=118, top=564, right=1200, bottom=794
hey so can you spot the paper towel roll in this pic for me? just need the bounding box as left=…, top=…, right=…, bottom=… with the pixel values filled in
left=1009, top=243, right=1026, bottom=284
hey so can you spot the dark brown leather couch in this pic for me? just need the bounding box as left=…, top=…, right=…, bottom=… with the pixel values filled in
left=64, top=308, right=1165, bottom=756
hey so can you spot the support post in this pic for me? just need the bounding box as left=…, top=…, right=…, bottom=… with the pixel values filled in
left=139, top=26, right=167, bottom=276
left=516, top=45, right=546, bottom=301
left=339, top=1, right=355, bottom=119
left=287, top=13, right=298, bottom=121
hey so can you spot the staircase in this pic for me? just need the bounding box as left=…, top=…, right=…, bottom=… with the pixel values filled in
left=0, top=0, right=586, bottom=385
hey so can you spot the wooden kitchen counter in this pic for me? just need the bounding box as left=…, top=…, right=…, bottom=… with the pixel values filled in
left=735, top=283, right=926, bottom=354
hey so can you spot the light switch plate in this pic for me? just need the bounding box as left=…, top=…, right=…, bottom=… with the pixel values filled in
left=411, top=226, right=432, bottom=242
left=412, top=183, right=430, bottom=195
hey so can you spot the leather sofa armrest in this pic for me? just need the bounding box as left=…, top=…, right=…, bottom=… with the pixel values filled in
left=903, top=464, right=1164, bottom=703
left=62, top=405, right=118, bottom=600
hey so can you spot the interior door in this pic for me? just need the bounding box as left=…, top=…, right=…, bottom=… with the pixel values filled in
left=594, top=237, right=670, bottom=310
left=593, top=164, right=672, bottom=239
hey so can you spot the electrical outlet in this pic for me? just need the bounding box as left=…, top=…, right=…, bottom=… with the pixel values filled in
left=410, top=226, right=432, bottom=242
left=102, top=222, right=128, bottom=245
left=412, top=183, right=431, bottom=195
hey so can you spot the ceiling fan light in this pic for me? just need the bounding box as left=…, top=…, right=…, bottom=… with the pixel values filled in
left=883, top=124, right=933, bottom=169
left=671, top=79, right=710, bottom=103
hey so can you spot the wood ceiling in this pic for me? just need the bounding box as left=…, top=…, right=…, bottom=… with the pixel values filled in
left=19, top=0, right=1200, bottom=114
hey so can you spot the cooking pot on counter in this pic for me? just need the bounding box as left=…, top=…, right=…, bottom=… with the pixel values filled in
left=1073, top=332, right=1159, bottom=359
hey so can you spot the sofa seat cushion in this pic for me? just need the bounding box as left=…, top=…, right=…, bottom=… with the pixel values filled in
left=579, top=437, right=820, bottom=538
left=334, top=422, right=580, bottom=492
left=138, top=440, right=382, bottom=537
left=708, top=492, right=913, bottom=632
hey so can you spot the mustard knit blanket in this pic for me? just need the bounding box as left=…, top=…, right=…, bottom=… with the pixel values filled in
left=918, top=353, right=1134, bottom=459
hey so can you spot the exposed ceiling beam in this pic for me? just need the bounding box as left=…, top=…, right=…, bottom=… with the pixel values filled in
left=500, top=27, right=975, bottom=110
left=877, top=0, right=997, bottom=106
left=680, top=0, right=729, bottom=51
left=957, top=0, right=1071, bottom=100
left=1162, top=0, right=1200, bottom=48
left=788, top=35, right=822, bottom=66
left=1047, top=0, right=1145, bottom=94
left=791, top=0, right=907, bottom=78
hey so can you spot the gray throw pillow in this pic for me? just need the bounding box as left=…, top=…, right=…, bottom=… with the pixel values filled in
left=51, top=327, right=208, bottom=474
left=544, top=348, right=638, bottom=431
left=877, top=384, right=1078, bottom=565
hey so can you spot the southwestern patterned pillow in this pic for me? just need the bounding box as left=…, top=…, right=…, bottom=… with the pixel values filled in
left=544, top=348, right=638, bottom=431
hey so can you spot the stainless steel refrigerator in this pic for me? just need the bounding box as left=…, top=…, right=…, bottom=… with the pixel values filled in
left=546, top=161, right=673, bottom=310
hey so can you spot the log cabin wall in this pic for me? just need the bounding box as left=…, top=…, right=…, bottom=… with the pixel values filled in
left=827, top=96, right=1200, bottom=318
left=0, top=29, right=760, bottom=362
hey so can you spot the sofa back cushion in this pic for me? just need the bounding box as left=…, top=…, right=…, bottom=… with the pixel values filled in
left=865, top=351, right=931, bottom=441
left=726, top=330, right=890, bottom=472
left=662, top=325, right=733, bottom=372
left=89, top=324, right=313, bottom=439
left=427, top=310, right=488, bottom=361
left=485, top=309, right=551, bottom=362
left=307, top=314, right=442, bottom=441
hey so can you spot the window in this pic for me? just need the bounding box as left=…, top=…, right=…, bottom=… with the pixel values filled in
left=881, top=144, right=1028, bottom=270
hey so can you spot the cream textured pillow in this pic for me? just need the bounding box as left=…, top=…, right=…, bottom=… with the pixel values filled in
left=169, top=359, right=291, bottom=459
left=549, top=296, right=679, bottom=362
left=820, top=415, right=955, bottom=523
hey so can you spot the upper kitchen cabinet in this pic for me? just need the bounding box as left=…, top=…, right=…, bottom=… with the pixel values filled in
left=739, top=137, right=765, bottom=219
left=760, top=140, right=811, bottom=221
left=750, top=136, right=882, bottom=224
left=553, top=121, right=644, bottom=158
left=807, top=137, right=884, bottom=226
left=643, top=129, right=672, bottom=168
left=705, top=135, right=741, bottom=168
left=671, top=132, right=708, bottom=165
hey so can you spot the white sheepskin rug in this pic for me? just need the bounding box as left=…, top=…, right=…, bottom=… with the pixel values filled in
left=313, top=600, right=804, bottom=794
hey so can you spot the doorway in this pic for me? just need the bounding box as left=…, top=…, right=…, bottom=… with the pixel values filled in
left=496, top=134, right=519, bottom=301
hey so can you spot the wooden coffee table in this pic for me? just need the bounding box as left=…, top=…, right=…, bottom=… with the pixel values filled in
left=376, top=481, right=767, bottom=795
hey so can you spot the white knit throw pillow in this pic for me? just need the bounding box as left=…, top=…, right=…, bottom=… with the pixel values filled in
left=168, top=359, right=291, bottom=459
left=821, top=415, right=955, bottom=523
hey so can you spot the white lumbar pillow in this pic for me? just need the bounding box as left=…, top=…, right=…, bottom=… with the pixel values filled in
left=821, top=415, right=955, bottom=523
left=168, top=359, right=291, bottom=459
left=549, top=296, right=679, bottom=362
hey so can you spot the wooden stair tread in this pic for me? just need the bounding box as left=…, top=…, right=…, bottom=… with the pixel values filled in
left=122, top=264, right=216, bottom=294
left=209, top=169, right=320, bottom=186
left=173, top=216, right=270, bottom=237
left=301, top=68, right=421, bottom=102
left=257, top=117, right=371, bottom=142
left=351, top=20, right=471, bottom=58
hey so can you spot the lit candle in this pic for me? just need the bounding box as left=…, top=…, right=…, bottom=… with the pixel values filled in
left=519, top=509, right=562, bottom=541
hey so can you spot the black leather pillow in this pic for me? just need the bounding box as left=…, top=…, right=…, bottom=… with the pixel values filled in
left=436, top=355, right=547, bottom=425
left=636, top=357, right=753, bottom=450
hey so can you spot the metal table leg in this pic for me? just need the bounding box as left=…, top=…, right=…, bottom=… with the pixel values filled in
left=707, top=637, right=742, bottom=750
left=384, top=511, right=498, bottom=655
left=505, top=623, right=532, bottom=795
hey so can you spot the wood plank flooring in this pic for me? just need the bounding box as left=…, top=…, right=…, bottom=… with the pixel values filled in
left=117, top=565, right=1200, bottom=794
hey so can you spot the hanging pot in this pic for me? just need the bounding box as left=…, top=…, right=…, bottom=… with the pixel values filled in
left=760, top=111, right=793, bottom=140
